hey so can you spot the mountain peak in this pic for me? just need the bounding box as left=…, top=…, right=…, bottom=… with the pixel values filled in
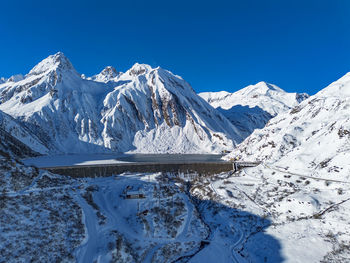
left=200, top=81, right=308, bottom=117
left=128, top=63, right=153, bottom=76
left=8, top=74, right=24, bottom=83
left=28, top=52, right=76, bottom=76
left=247, top=81, right=284, bottom=93
left=89, top=66, right=120, bottom=83
left=316, top=72, right=350, bottom=98
left=100, top=66, right=118, bottom=77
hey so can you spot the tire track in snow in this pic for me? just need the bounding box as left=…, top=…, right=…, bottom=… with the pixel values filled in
left=74, top=191, right=99, bottom=263
left=207, top=179, right=246, bottom=263
left=229, top=225, right=244, bottom=263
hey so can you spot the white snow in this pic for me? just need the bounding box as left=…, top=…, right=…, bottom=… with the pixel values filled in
left=7, top=74, right=24, bottom=82
left=225, top=73, right=350, bottom=183
left=218, top=72, right=350, bottom=262
left=2, top=53, right=350, bottom=262
left=0, top=110, right=48, bottom=154
left=316, top=72, right=350, bottom=97
left=199, top=82, right=308, bottom=141
left=199, top=81, right=308, bottom=116
left=88, top=66, right=121, bottom=83
left=0, top=52, right=243, bottom=154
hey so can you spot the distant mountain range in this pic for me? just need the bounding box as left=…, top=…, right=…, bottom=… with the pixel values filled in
left=200, top=82, right=309, bottom=139
left=226, top=72, right=350, bottom=180
left=0, top=52, right=243, bottom=154
left=1, top=53, right=350, bottom=262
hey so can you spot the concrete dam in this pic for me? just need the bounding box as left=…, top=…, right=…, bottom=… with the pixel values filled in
left=44, top=162, right=235, bottom=177
left=24, top=154, right=260, bottom=177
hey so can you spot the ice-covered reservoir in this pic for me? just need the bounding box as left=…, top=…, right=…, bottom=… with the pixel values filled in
left=23, top=153, right=225, bottom=168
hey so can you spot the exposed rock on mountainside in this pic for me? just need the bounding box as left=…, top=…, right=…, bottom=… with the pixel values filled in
left=101, top=63, right=242, bottom=153
left=226, top=73, right=350, bottom=180
left=0, top=52, right=242, bottom=153
left=1, top=54, right=349, bottom=262
left=89, top=66, right=121, bottom=83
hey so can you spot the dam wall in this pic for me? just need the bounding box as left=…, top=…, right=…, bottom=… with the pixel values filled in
left=44, top=162, right=235, bottom=177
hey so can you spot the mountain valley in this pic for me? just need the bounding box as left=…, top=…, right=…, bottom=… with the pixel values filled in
left=0, top=53, right=349, bottom=262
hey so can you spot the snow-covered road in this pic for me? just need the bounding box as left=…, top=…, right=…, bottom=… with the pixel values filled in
left=70, top=174, right=208, bottom=262
left=74, top=192, right=100, bottom=263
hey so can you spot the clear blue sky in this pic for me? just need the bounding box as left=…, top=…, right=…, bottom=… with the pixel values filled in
left=0, top=0, right=349, bottom=95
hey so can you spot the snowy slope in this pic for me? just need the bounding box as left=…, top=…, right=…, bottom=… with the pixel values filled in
left=200, top=82, right=309, bottom=139
left=226, top=73, right=350, bottom=180
left=7, top=74, right=25, bottom=83
left=0, top=75, right=25, bottom=84
left=0, top=52, right=111, bottom=153
left=100, top=63, right=242, bottom=153
left=0, top=158, right=86, bottom=262
left=214, top=72, right=350, bottom=261
left=3, top=68, right=350, bottom=262
left=0, top=165, right=227, bottom=262
left=198, top=75, right=350, bottom=262
left=0, top=110, right=48, bottom=158
left=200, top=81, right=308, bottom=115
left=0, top=52, right=242, bottom=154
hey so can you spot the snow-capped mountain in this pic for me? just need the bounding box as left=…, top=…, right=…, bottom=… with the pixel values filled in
left=200, top=82, right=309, bottom=139
left=89, top=66, right=121, bottom=83
left=2, top=53, right=349, bottom=262
left=0, top=52, right=242, bottom=154
left=0, top=74, right=25, bottom=84
left=8, top=74, right=25, bottom=83
left=226, top=73, right=350, bottom=180
left=200, top=81, right=308, bottom=115
left=0, top=52, right=112, bottom=153
left=219, top=73, right=350, bottom=262
left=100, top=63, right=242, bottom=153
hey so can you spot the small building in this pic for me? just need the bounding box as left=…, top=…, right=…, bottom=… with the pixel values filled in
left=125, top=190, right=145, bottom=199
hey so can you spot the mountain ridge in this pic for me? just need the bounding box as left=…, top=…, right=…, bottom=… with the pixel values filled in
left=200, top=81, right=308, bottom=115
left=200, top=82, right=309, bottom=139
left=225, top=71, right=350, bottom=180
left=0, top=52, right=242, bottom=154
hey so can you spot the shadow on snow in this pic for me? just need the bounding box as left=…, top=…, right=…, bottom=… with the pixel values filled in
left=76, top=173, right=284, bottom=263
left=217, top=105, right=273, bottom=143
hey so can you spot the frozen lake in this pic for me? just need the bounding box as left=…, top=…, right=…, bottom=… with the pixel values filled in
left=23, top=153, right=225, bottom=168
